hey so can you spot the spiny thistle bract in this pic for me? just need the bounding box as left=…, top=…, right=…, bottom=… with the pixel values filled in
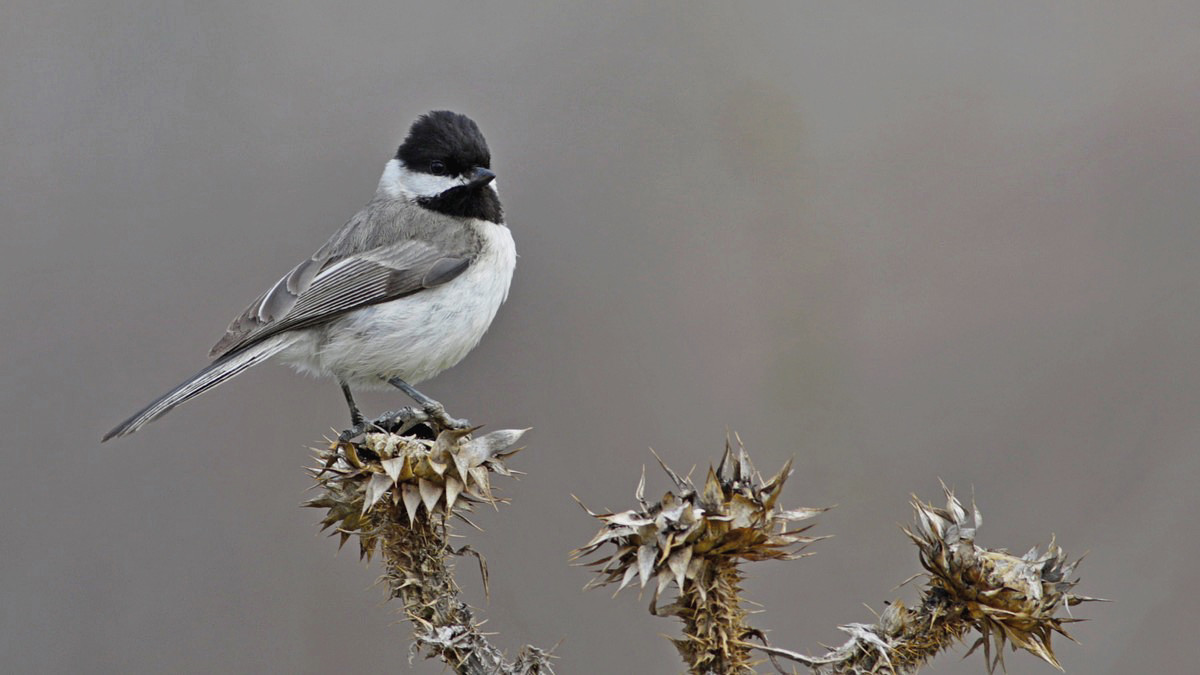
left=306, top=426, right=526, bottom=560
left=573, top=435, right=1101, bottom=675
left=305, top=423, right=553, bottom=675
left=786, top=486, right=1103, bottom=675
left=573, top=437, right=829, bottom=674
left=901, top=486, right=1099, bottom=673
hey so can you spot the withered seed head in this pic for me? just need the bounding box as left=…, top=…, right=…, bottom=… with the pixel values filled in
left=573, top=439, right=827, bottom=603
left=305, top=427, right=527, bottom=560
left=574, top=437, right=828, bottom=673
left=901, top=486, right=1102, bottom=673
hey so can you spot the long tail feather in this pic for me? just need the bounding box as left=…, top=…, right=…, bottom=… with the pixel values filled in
left=102, top=335, right=295, bottom=441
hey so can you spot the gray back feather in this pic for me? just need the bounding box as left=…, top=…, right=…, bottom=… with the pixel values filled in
left=210, top=198, right=481, bottom=359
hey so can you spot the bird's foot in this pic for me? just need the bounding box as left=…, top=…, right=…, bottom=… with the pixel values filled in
left=337, top=423, right=367, bottom=443
left=337, top=407, right=430, bottom=441
left=383, top=378, right=469, bottom=431
left=422, top=400, right=470, bottom=430
left=334, top=404, right=467, bottom=442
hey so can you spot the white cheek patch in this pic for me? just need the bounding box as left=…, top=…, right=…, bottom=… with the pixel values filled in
left=377, top=158, right=469, bottom=199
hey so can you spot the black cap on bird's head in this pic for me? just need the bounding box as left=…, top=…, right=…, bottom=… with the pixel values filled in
left=397, top=111, right=492, bottom=179
left=394, top=111, right=502, bottom=223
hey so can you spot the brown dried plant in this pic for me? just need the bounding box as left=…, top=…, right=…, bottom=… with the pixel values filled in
left=305, top=417, right=553, bottom=675
left=758, top=485, right=1104, bottom=674
left=573, top=437, right=828, bottom=674
left=576, top=437, right=1101, bottom=675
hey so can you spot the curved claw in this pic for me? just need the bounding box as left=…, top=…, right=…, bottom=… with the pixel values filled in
left=338, top=423, right=368, bottom=442
left=336, top=406, right=427, bottom=441
left=335, top=383, right=469, bottom=440
left=422, top=401, right=469, bottom=430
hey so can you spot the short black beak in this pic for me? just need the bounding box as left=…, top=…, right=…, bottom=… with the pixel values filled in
left=468, top=167, right=496, bottom=188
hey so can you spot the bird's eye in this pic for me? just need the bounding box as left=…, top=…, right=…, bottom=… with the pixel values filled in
left=429, top=160, right=446, bottom=175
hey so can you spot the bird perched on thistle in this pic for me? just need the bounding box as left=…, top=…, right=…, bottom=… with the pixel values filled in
left=105, top=111, right=514, bottom=441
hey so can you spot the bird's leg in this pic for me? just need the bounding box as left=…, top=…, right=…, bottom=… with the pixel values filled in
left=340, top=380, right=364, bottom=428
left=336, top=378, right=466, bottom=441
left=337, top=380, right=370, bottom=441
left=386, top=377, right=470, bottom=429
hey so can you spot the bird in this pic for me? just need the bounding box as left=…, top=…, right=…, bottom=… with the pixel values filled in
left=104, top=111, right=514, bottom=441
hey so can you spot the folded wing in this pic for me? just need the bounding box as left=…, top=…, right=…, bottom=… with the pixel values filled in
left=210, top=239, right=470, bottom=358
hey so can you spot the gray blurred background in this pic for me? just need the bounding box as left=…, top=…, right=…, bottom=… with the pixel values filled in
left=3, top=2, right=1198, bottom=673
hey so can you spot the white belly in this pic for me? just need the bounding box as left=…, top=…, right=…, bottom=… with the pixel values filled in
left=278, top=220, right=515, bottom=389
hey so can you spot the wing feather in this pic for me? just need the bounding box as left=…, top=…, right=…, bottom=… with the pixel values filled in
left=210, top=239, right=469, bottom=358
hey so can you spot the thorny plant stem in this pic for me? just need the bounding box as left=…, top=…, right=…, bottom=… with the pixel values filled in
left=821, top=589, right=973, bottom=674
left=681, top=559, right=755, bottom=675
left=859, top=590, right=972, bottom=673
left=309, top=426, right=551, bottom=674
left=376, top=513, right=508, bottom=675
left=379, top=511, right=482, bottom=667
left=576, top=441, right=1096, bottom=675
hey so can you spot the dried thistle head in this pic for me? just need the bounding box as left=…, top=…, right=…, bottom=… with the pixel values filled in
left=303, top=425, right=552, bottom=674
left=749, top=485, right=1104, bottom=675
left=901, top=486, right=1101, bottom=673
left=304, top=427, right=527, bottom=559
left=574, top=439, right=827, bottom=599
left=574, top=437, right=828, bottom=673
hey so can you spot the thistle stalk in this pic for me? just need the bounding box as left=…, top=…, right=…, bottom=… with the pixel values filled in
left=576, top=436, right=1102, bottom=674
left=574, top=436, right=828, bottom=675
left=672, top=557, right=754, bottom=674
left=306, top=416, right=553, bottom=674
left=749, top=486, right=1106, bottom=675
left=375, top=511, right=509, bottom=672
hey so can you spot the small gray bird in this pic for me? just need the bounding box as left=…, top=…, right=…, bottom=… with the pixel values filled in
left=104, top=111, right=514, bottom=441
